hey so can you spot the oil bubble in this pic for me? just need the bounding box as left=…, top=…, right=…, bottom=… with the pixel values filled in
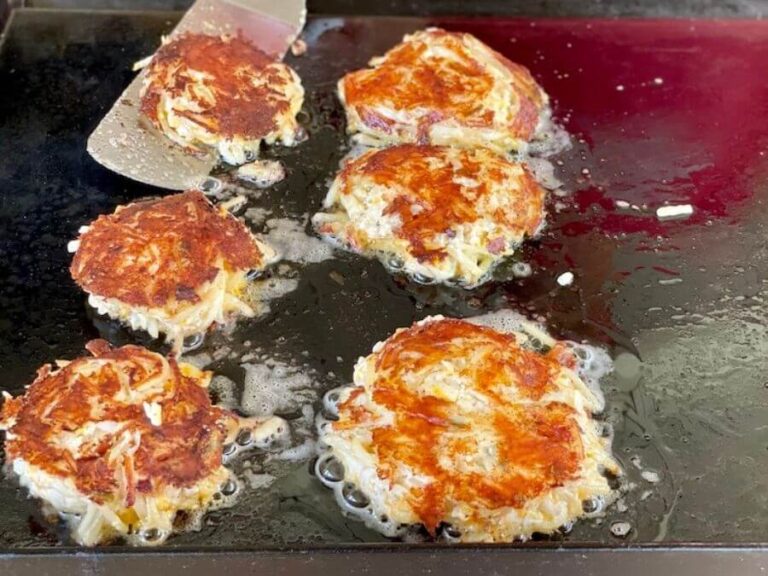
left=236, top=429, right=252, bottom=446
left=582, top=496, right=604, bottom=515
left=610, top=521, right=632, bottom=538
left=198, top=176, right=222, bottom=194
left=412, top=273, right=436, bottom=285
left=181, top=333, right=205, bottom=353
left=341, top=483, right=370, bottom=508
left=220, top=479, right=238, bottom=496
left=387, top=257, right=404, bottom=270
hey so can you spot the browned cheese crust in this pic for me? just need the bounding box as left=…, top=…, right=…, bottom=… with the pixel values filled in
left=70, top=191, right=266, bottom=309
left=339, top=28, right=548, bottom=151
left=141, top=33, right=293, bottom=143
left=0, top=340, right=236, bottom=504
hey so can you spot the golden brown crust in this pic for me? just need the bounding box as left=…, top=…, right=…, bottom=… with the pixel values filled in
left=329, top=145, right=545, bottom=264
left=70, top=191, right=266, bottom=308
left=335, top=318, right=584, bottom=533
left=0, top=340, right=235, bottom=503
left=340, top=29, right=546, bottom=147
left=140, top=33, right=291, bottom=141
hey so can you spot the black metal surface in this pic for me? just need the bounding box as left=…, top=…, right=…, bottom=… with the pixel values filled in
left=2, top=2, right=768, bottom=574
left=1, top=546, right=768, bottom=576
left=14, top=0, right=768, bottom=18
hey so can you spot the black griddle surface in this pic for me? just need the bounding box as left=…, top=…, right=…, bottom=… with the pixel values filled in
left=1, top=8, right=768, bottom=551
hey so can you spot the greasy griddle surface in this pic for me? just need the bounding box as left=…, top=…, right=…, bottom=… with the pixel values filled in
left=1, top=11, right=767, bottom=548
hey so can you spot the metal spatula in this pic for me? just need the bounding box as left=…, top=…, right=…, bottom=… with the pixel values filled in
left=87, top=0, right=306, bottom=191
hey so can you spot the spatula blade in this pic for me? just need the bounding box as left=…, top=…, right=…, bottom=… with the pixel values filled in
left=87, top=0, right=306, bottom=191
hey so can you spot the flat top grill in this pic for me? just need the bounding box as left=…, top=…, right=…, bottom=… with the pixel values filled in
left=0, top=6, right=767, bottom=557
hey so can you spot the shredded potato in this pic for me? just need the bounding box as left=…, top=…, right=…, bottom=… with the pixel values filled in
left=140, top=33, right=304, bottom=164
left=0, top=341, right=285, bottom=546
left=339, top=28, right=549, bottom=152
left=319, top=316, right=619, bottom=542
left=70, top=191, right=278, bottom=350
left=313, top=145, right=545, bottom=287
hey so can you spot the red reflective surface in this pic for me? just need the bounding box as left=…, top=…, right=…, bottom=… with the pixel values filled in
left=440, top=19, right=768, bottom=235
